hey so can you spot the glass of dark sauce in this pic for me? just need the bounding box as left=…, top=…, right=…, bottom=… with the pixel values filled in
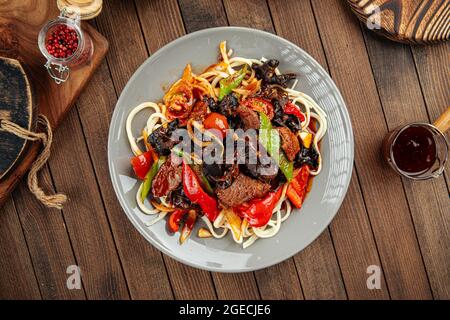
left=382, top=108, right=449, bottom=180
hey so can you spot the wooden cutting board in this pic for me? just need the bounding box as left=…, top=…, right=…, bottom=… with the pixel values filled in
left=0, top=0, right=108, bottom=206
left=347, top=0, right=450, bottom=44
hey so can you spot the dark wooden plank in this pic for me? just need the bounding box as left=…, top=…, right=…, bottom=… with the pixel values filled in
left=212, top=272, right=260, bottom=300
left=12, top=166, right=86, bottom=299
left=96, top=0, right=149, bottom=93
left=223, top=0, right=274, bottom=33
left=48, top=107, right=130, bottom=299
left=94, top=0, right=214, bottom=299
left=329, top=171, right=389, bottom=299
left=178, top=0, right=228, bottom=33
left=0, top=198, right=41, bottom=299
left=309, top=0, right=432, bottom=299
left=75, top=59, right=174, bottom=299
left=164, top=257, right=217, bottom=299
left=293, top=232, right=346, bottom=299
left=254, top=260, right=304, bottom=300
left=135, top=0, right=185, bottom=52
left=268, top=0, right=386, bottom=299
left=362, top=29, right=450, bottom=299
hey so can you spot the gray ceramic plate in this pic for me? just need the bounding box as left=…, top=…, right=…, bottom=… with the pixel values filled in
left=108, top=27, right=354, bottom=272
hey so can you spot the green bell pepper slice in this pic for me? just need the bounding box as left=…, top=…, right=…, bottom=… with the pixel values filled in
left=140, top=156, right=166, bottom=202
left=218, top=65, right=247, bottom=101
left=259, top=112, right=293, bottom=181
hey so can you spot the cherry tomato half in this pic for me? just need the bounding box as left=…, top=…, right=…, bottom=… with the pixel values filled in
left=203, top=112, right=229, bottom=138
left=241, top=98, right=274, bottom=119
left=130, top=151, right=153, bottom=180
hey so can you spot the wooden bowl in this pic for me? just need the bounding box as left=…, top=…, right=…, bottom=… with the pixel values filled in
left=347, top=0, right=450, bottom=44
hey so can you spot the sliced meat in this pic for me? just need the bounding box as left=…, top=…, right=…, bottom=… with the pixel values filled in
left=151, top=159, right=182, bottom=197
left=216, top=174, right=271, bottom=208
left=239, top=134, right=279, bottom=182
left=236, top=104, right=260, bottom=130
left=277, top=127, right=300, bottom=161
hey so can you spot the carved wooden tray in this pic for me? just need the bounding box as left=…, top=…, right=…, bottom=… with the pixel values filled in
left=347, top=0, right=450, bottom=44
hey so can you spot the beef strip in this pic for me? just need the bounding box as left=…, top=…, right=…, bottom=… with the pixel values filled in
left=216, top=174, right=271, bottom=208
left=239, top=134, right=278, bottom=182
left=236, top=104, right=260, bottom=130
left=277, top=127, right=300, bottom=161
left=151, top=158, right=182, bottom=197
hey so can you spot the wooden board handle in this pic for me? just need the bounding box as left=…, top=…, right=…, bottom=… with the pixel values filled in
left=433, top=107, right=450, bottom=134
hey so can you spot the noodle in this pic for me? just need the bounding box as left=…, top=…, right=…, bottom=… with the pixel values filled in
left=126, top=41, right=327, bottom=248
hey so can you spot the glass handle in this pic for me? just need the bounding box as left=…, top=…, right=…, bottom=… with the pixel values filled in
left=44, top=61, right=70, bottom=84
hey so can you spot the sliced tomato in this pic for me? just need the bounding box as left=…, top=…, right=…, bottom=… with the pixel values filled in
left=241, top=98, right=274, bottom=119
left=284, top=102, right=305, bottom=122
left=130, top=151, right=153, bottom=180
left=165, top=83, right=194, bottom=120
left=203, top=112, right=229, bottom=138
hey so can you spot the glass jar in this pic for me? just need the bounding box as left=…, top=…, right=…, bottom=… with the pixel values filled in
left=382, top=122, right=448, bottom=180
left=38, top=8, right=93, bottom=84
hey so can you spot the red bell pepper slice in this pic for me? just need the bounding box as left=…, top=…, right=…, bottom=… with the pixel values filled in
left=235, top=187, right=283, bottom=228
left=284, top=102, right=305, bottom=122
left=182, top=161, right=219, bottom=222
left=180, top=210, right=197, bottom=244
left=287, top=165, right=309, bottom=208
left=168, top=209, right=186, bottom=233
left=130, top=151, right=153, bottom=180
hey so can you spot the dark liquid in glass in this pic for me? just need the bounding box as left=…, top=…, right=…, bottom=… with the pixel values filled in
left=392, top=126, right=437, bottom=174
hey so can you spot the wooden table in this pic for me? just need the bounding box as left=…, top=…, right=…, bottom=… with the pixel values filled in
left=1, top=0, right=448, bottom=300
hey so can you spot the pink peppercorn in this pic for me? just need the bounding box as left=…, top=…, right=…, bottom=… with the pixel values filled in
left=45, top=24, right=79, bottom=59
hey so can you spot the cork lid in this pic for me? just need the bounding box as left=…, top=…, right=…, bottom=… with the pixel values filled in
left=57, top=0, right=103, bottom=20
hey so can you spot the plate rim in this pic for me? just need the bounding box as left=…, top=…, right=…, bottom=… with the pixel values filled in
left=107, top=26, right=354, bottom=273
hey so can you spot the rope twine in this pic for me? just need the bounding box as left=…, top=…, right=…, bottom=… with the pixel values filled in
left=0, top=114, right=67, bottom=209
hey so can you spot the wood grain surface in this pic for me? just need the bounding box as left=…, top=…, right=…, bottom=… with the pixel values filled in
left=347, top=0, right=450, bottom=44
left=1, top=0, right=449, bottom=300
left=0, top=0, right=108, bottom=206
